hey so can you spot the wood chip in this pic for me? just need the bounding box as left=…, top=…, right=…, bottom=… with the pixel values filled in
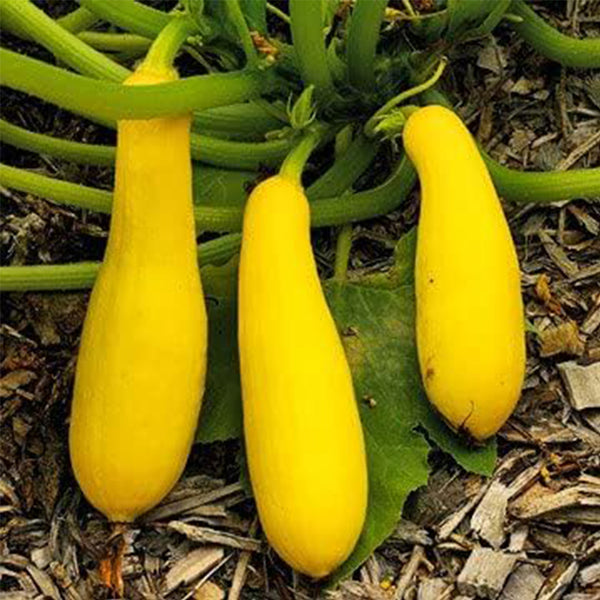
left=195, top=581, right=225, bottom=600
left=499, top=563, right=545, bottom=600
left=470, top=481, right=510, bottom=549
left=539, top=231, right=579, bottom=277
left=417, top=577, right=450, bottom=600
left=437, top=482, right=489, bottom=540
left=578, top=562, right=600, bottom=586
left=456, top=547, right=519, bottom=599
left=227, top=519, right=257, bottom=600
left=537, top=561, right=579, bottom=600
left=163, top=547, right=224, bottom=594
left=392, top=520, right=433, bottom=547
left=539, top=321, right=585, bottom=358
left=581, top=303, right=600, bottom=335
left=167, top=523, right=262, bottom=552
left=558, top=361, right=600, bottom=410
left=0, top=370, right=37, bottom=398
left=556, top=129, right=600, bottom=171
left=394, top=545, right=425, bottom=600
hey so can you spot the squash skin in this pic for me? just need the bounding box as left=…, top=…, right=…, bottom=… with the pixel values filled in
left=403, top=106, right=525, bottom=442
left=238, top=176, right=368, bottom=578
left=69, top=69, right=207, bottom=522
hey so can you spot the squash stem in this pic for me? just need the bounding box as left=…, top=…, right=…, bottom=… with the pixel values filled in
left=0, top=48, right=271, bottom=120
left=279, top=127, right=324, bottom=186
left=509, top=0, right=600, bottom=69
left=142, top=15, right=197, bottom=75
left=346, top=0, right=389, bottom=91
left=77, top=0, right=170, bottom=40
left=0, top=234, right=243, bottom=292
left=288, top=0, right=335, bottom=100
left=224, top=0, right=259, bottom=68
left=364, top=56, right=447, bottom=138
left=77, top=31, right=152, bottom=54
left=0, top=0, right=129, bottom=82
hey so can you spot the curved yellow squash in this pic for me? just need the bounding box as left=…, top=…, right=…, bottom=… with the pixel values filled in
left=69, top=67, right=207, bottom=522
left=238, top=175, right=368, bottom=578
left=403, top=106, right=525, bottom=442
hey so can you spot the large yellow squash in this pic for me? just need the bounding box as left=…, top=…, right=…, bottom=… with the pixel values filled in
left=238, top=175, right=368, bottom=578
left=403, top=105, right=525, bottom=442
left=69, top=67, right=207, bottom=522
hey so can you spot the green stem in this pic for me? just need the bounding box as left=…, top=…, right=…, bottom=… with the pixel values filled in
left=266, top=2, right=291, bottom=24
left=332, top=126, right=355, bottom=282
left=0, top=48, right=272, bottom=121
left=346, top=0, right=388, bottom=91
left=279, top=128, right=323, bottom=185
left=289, top=0, right=334, bottom=100
left=0, top=119, right=115, bottom=166
left=333, top=225, right=353, bottom=281
left=193, top=103, right=285, bottom=139
left=365, top=56, right=447, bottom=137
left=510, top=0, right=600, bottom=69
left=306, top=134, right=378, bottom=198
left=77, top=31, right=151, bottom=54
left=77, top=0, right=170, bottom=39
left=0, top=156, right=418, bottom=232
left=0, top=0, right=130, bottom=82
left=142, top=16, right=196, bottom=74
left=225, top=0, right=259, bottom=67
left=420, top=88, right=600, bottom=203
left=57, top=6, right=100, bottom=33
left=0, top=234, right=242, bottom=292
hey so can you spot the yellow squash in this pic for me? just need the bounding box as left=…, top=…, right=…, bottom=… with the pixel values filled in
left=238, top=175, right=368, bottom=578
left=69, top=66, right=207, bottom=522
left=403, top=105, right=525, bottom=442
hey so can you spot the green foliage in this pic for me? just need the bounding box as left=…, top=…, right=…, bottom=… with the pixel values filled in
left=446, top=0, right=511, bottom=42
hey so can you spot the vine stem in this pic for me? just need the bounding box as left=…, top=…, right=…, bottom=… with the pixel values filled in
left=509, top=0, right=600, bottom=69
left=288, top=0, right=334, bottom=100
left=0, top=48, right=271, bottom=120
left=0, top=234, right=243, bottom=292
left=77, top=31, right=151, bottom=54
left=346, top=0, right=389, bottom=91
left=0, top=0, right=129, bottom=82
left=364, top=56, right=448, bottom=137
left=77, top=0, right=170, bottom=40
left=225, top=0, right=259, bottom=67
left=332, top=126, right=356, bottom=282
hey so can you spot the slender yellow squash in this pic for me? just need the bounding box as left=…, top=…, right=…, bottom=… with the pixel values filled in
left=69, top=65, right=207, bottom=522
left=238, top=174, right=368, bottom=578
left=403, top=105, right=525, bottom=442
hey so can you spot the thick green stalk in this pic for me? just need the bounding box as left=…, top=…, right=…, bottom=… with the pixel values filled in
left=346, top=0, right=388, bottom=91
left=420, top=88, right=600, bottom=202
left=306, top=134, right=378, bottom=198
left=280, top=128, right=324, bottom=185
left=77, top=0, right=170, bottom=39
left=193, top=103, right=285, bottom=139
left=510, top=0, right=600, bottom=69
left=57, top=6, right=99, bottom=33
left=0, top=0, right=130, bottom=82
left=77, top=31, right=152, bottom=54
left=0, top=234, right=242, bottom=292
left=0, top=116, right=290, bottom=170
left=0, top=157, right=417, bottom=232
left=0, top=48, right=271, bottom=121
left=289, top=0, right=334, bottom=99
left=0, top=119, right=115, bottom=166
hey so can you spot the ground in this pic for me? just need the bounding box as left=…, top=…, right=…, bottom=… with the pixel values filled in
left=1, top=1, right=600, bottom=599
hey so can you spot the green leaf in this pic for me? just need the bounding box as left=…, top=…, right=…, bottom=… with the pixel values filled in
left=325, top=230, right=496, bottom=580
left=195, top=258, right=243, bottom=443
left=240, top=0, right=267, bottom=33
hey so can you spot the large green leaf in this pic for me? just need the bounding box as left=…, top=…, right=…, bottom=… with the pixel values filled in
left=326, top=231, right=495, bottom=580
left=195, top=258, right=243, bottom=443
